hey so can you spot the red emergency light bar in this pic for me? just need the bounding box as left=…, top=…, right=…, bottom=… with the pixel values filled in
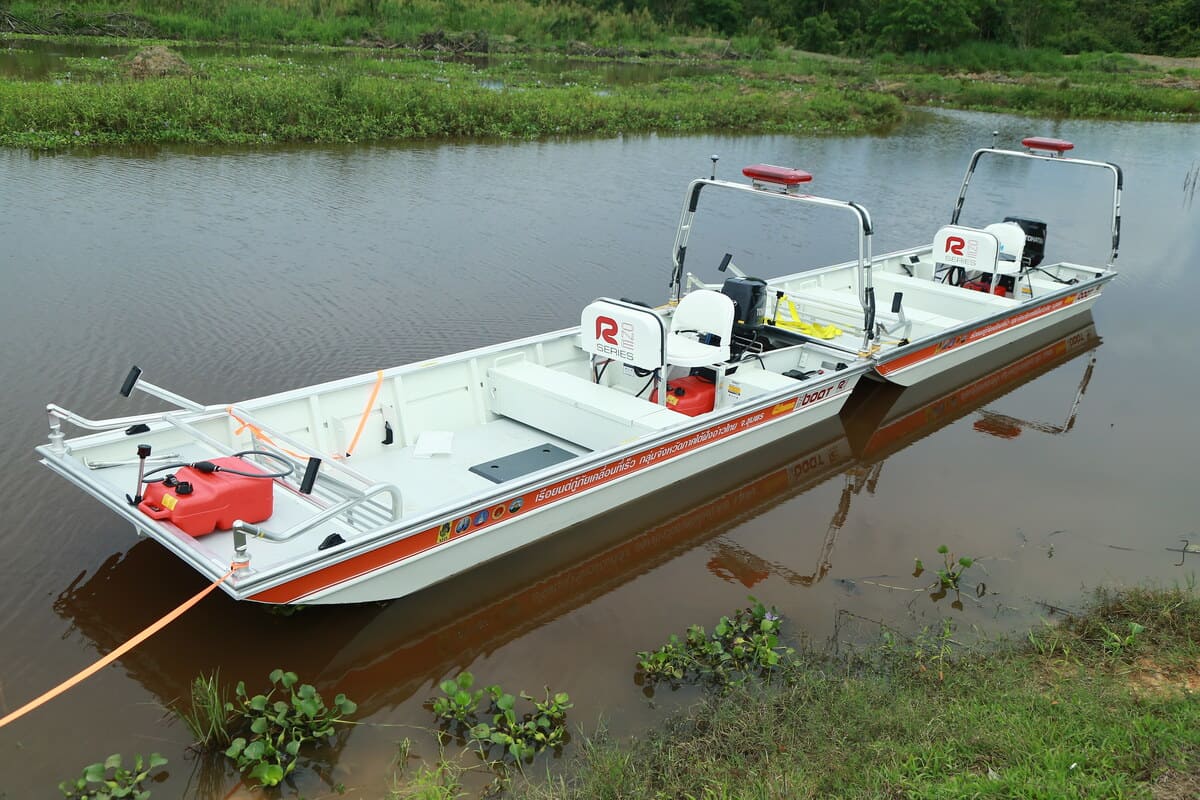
left=1022, top=136, right=1074, bottom=154
left=742, top=164, right=813, bottom=187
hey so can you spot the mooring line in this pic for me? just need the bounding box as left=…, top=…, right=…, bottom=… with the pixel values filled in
left=0, top=566, right=240, bottom=731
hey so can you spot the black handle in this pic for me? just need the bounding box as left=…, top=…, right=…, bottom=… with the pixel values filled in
left=120, top=366, right=142, bottom=397
left=891, top=292, right=903, bottom=314
left=300, top=457, right=322, bottom=495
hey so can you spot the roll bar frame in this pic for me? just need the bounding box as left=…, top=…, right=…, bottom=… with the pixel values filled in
left=667, top=175, right=877, bottom=349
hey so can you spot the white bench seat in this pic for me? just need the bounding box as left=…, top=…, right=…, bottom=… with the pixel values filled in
left=488, top=360, right=687, bottom=451
left=781, top=285, right=960, bottom=333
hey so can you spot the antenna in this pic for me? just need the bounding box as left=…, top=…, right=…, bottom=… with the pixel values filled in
left=710, top=154, right=720, bottom=180
left=991, top=130, right=999, bottom=148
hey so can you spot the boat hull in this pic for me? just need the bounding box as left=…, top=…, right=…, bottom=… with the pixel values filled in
left=871, top=278, right=1109, bottom=387
left=246, top=373, right=861, bottom=604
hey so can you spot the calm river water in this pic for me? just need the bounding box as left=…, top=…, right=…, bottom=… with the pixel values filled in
left=1, top=111, right=1197, bottom=798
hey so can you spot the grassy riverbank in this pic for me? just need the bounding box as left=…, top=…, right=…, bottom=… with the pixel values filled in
left=478, top=584, right=1200, bottom=799
left=2, top=36, right=1198, bottom=149
left=0, top=41, right=908, bottom=147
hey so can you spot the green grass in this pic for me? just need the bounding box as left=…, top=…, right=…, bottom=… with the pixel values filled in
left=505, top=584, right=1200, bottom=799
left=894, top=73, right=1200, bottom=120
left=1, top=11, right=1198, bottom=148
left=0, top=49, right=905, bottom=147
left=174, top=670, right=234, bottom=750
left=880, top=42, right=1149, bottom=75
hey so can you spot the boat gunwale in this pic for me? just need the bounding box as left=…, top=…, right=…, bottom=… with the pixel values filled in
left=870, top=269, right=1114, bottom=373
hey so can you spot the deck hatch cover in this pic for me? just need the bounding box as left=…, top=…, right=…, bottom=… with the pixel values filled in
left=469, top=443, right=578, bottom=484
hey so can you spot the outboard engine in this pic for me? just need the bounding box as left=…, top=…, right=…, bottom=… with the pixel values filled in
left=719, top=276, right=768, bottom=362
left=720, top=276, right=768, bottom=336
left=1003, top=216, right=1047, bottom=270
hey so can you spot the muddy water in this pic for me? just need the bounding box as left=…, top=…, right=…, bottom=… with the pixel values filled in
left=0, top=112, right=1197, bottom=797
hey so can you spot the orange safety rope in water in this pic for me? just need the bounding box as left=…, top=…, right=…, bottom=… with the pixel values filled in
left=343, top=370, right=384, bottom=458
left=0, top=566, right=241, bottom=731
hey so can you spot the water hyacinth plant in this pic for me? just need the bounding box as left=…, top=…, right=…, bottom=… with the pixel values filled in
left=59, top=753, right=167, bottom=800
left=223, top=669, right=357, bottom=788
left=429, top=671, right=573, bottom=762
left=636, top=597, right=793, bottom=689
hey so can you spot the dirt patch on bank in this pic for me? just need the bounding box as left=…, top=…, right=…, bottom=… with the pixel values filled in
left=126, top=46, right=192, bottom=79
left=1127, top=656, right=1200, bottom=697
left=1152, top=759, right=1200, bottom=800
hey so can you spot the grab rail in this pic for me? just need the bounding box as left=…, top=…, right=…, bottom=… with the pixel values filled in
left=232, top=482, right=403, bottom=543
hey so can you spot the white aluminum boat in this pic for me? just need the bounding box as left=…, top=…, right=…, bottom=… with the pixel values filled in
left=674, top=136, right=1121, bottom=387
left=38, top=173, right=877, bottom=605
left=53, top=315, right=1101, bottom=714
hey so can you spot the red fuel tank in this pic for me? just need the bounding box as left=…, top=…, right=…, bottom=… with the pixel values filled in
left=138, top=456, right=274, bottom=537
left=963, top=278, right=1008, bottom=297
left=649, top=375, right=716, bottom=416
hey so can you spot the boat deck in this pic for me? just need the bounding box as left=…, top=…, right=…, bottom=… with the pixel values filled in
left=350, top=418, right=586, bottom=516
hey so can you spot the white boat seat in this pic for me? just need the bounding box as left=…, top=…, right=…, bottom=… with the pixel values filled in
left=667, top=290, right=735, bottom=367
left=488, top=360, right=685, bottom=451
left=580, top=297, right=666, bottom=371
left=984, top=222, right=1025, bottom=275
left=932, top=225, right=1000, bottom=274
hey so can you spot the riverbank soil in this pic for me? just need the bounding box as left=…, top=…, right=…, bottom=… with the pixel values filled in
left=499, top=585, right=1200, bottom=799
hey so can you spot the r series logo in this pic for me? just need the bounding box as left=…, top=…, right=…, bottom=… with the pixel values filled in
left=594, top=315, right=637, bottom=361
left=595, top=316, right=619, bottom=344
left=942, top=234, right=979, bottom=266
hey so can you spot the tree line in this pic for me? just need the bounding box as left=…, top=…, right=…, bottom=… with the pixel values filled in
left=616, top=0, right=1199, bottom=55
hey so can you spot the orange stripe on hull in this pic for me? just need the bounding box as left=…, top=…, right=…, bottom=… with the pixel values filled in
left=876, top=292, right=1084, bottom=378
left=249, top=381, right=854, bottom=603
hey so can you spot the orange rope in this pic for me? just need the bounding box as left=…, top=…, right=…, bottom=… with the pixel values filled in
left=0, top=566, right=241, bottom=731
left=226, top=407, right=310, bottom=462
left=343, top=370, right=384, bottom=458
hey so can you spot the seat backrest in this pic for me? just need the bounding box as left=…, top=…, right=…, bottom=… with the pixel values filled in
left=580, top=298, right=665, bottom=371
left=984, top=222, right=1026, bottom=276
left=670, top=289, right=735, bottom=341
left=933, top=225, right=999, bottom=274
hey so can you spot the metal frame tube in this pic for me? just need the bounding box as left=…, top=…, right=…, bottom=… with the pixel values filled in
left=950, top=147, right=1123, bottom=267
left=667, top=176, right=875, bottom=344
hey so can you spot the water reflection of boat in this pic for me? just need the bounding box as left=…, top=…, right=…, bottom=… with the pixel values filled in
left=54, top=314, right=1101, bottom=719
left=844, top=313, right=1101, bottom=459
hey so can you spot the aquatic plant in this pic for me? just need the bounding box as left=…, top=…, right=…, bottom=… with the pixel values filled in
left=430, top=670, right=483, bottom=724
left=223, top=668, right=357, bottom=787
left=635, top=596, right=793, bottom=689
left=1100, top=621, right=1146, bottom=658
left=175, top=670, right=234, bottom=750
left=429, top=671, right=573, bottom=761
left=933, top=544, right=973, bottom=590
left=59, top=753, right=167, bottom=800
